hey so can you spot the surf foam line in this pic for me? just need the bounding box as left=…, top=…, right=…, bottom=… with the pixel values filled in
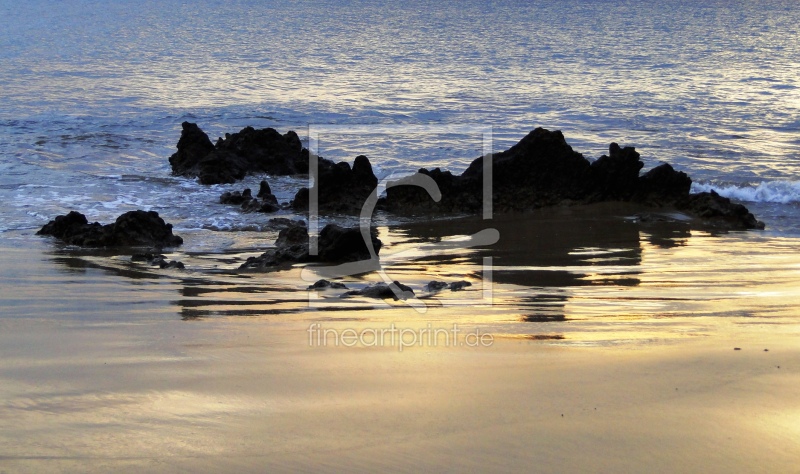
left=691, top=180, right=800, bottom=204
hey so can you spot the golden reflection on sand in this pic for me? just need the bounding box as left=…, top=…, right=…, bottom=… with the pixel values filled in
left=2, top=316, right=800, bottom=472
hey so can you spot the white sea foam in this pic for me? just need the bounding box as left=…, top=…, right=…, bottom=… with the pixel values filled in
left=691, top=181, right=800, bottom=204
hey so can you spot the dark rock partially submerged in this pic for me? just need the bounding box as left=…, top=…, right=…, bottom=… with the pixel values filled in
left=131, top=252, right=185, bottom=269
left=220, top=180, right=281, bottom=213
left=166, top=123, right=763, bottom=230
left=37, top=210, right=183, bottom=248
left=424, top=280, right=473, bottom=292
left=169, top=122, right=309, bottom=184
left=307, top=279, right=348, bottom=290
left=381, top=128, right=594, bottom=214
left=380, top=129, right=668, bottom=212
left=167, top=122, right=215, bottom=180
left=317, top=223, right=382, bottom=262
left=634, top=163, right=692, bottom=204
left=677, top=191, right=764, bottom=230
left=239, top=222, right=382, bottom=271
left=170, top=123, right=379, bottom=214
left=219, top=188, right=252, bottom=205
left=343, top=281, right=415, bottom=300
left=292, top=155, right=379, bottom=214
left=425, top=281, right=449, bottom=292
left=240, top=221, right=312, bottom=269
left=379, top=127, right=762, bottom=230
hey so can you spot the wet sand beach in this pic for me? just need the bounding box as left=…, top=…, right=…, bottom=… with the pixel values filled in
left=1, top=309, right=799, bottom=472
left=2, top=204, right=800, bottom=472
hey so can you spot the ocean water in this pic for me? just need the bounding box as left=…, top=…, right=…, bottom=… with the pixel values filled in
left=1, top=0, right=799, bottom=237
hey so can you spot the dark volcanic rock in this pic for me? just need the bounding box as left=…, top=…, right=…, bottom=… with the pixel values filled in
left=240, top=199, right=280, bottom=214
left=239, top=226, right=310, bottom=270
left=168, top=122, right=216, bottom=180
left=275, top=221, right=310, bottom=248
left=449, top=280, right=472, bottom=291
left=111, top=211, right=184, bottom=247
left=424, top=280, right=472, bottom=292
left=252, top=180, right=280, bottom=211
left=36, top=211, right=98, bottom=243
left=307, top=279, right=348, bottom=290
left=220, top=188, right=253, bottom=205
left=317, top=224, right=381, bottom=263
left=677, top=191, right=764, bottom=230
left=169, top=122, right=309, bottom=184
left=131, top=252, right=184, bottom=269
left=381, top=127, right=762, bottom=230
left=239, top=222, right=382, bottom=271
left=257, top=180, right=277, bottom=202
left=220, top=180, right=280, bottom=213
left=634, top=163, right=692, bottom=205
left=462, top=127, right=595, bottom=211
left=382, top=128, right=593, bottom=214
left=425, top=281, right=449, bottom=292
left=292, top=155, right=379, bottom=214
left=344, top=281, right=415, bottom=300
left=589, top=143, right=644, bottom=201
left=170, top=123, right=762, bottom=230
left=38, top=210, right=183, bottom=248
left=379, top=167, right=479, bottom=214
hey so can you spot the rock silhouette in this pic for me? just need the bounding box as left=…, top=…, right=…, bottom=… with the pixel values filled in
left=37, top=210, right=183, bottom=248
left=220, top=180, right=281, bottom=213
left=169, top=122, right=309, bottom=184
left=168, top=124, right=763, bottom=230
left=380, top=128, right=762, bottom=229
left=239, top=222, right=382, bottom=271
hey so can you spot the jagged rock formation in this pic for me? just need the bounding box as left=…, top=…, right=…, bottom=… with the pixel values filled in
left=676, top=190, right=764, bottom=230
left=239, top=222, right=382, bottom=271
left=379, top=128, right=762, bottom=229
left=169, top=122, right=309, bottom=184
left=220, top=180, right=281, bottom=213
left=37, top=210, right=183, bottom=247
left=167, top=124, right=763, bottom=229
left=292, top=154, right=379, bottom=214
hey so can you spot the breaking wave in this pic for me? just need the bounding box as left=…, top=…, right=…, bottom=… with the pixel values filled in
left=691, top=180, right=800, bottom=204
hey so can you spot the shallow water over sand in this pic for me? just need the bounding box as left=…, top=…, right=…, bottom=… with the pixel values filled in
left=4, top=204, right=799, bottom=345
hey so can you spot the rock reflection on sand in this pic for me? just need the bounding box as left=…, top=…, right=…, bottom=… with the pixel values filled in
left=24, top=201, right=800, bottom=346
